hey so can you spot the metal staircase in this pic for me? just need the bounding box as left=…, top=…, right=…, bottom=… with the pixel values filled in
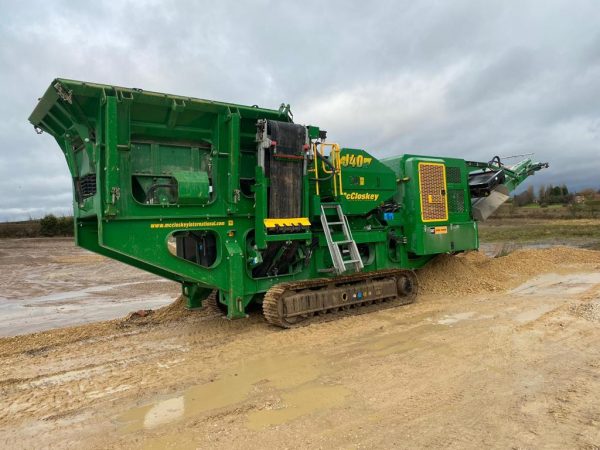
left=320, top=203, right=364, bottom=275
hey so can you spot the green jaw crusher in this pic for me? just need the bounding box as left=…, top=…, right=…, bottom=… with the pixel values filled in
left=29, top=79, right=548, bottom=327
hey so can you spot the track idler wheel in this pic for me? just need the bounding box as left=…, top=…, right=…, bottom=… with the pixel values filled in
left=397, top=271, right=418, bottom=300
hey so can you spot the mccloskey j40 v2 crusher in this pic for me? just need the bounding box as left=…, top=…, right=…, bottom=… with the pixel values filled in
left=29, top=79, right=548, bottom=327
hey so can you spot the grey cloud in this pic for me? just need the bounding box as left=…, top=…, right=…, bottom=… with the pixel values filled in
left=0, top=0, right=599, bottom=221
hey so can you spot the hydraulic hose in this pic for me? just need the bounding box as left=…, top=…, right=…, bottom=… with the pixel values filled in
left=310, top=151, right=335, bottom=181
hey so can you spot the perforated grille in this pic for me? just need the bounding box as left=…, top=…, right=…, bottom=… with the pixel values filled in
left=448, top=189, right=465, bottom=213
left=419, top=163, right=448, bottom=222
left=446, top=166, right=461, bottom=184
left=76, top=174, right=96, bottom=201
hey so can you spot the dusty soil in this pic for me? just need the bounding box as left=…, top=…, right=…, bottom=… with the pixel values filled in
left=1, top=241, right=600, bottom=449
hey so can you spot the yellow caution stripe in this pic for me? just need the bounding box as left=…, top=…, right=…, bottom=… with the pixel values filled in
left=264, top=217, right=311, bottom=228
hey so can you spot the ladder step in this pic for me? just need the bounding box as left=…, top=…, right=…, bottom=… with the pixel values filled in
left=320, top=202, right=363, bottom=275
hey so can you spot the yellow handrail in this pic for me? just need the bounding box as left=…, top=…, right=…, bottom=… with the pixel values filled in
left=312, top=142, right=320, bottom=195
left=312, top=142, right=344, bottom=197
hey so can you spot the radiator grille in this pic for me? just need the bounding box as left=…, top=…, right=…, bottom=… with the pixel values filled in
left=448, top=189, right=465, bottom=213
left=446, top=166, right=461, bottom=184
left=419, top=162, right=448, bottom=222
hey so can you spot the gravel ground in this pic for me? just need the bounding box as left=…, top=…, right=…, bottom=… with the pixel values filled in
left=1, top=240, right=600, bottom=449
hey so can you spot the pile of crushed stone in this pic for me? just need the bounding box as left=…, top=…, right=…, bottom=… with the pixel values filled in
left=123, top=290, right=220, bottom=324
left=571, top=300, right=600, bottom=323
left=417, top=251, right=501, bottom=295
left=418, top=246, right=600, bottom=296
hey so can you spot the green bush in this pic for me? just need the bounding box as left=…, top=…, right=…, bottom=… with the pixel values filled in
left=39, top=215, right=74, bottom=236
left=39, top=214, right=58, bottom=236
left=57, top=216, right=74, bottom=235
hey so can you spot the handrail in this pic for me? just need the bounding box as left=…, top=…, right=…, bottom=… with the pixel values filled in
left=312, top=142, right=344, bottom=197
left=312, top=142, right=320, bottom=195
left=319, top=145, right=334, bottom=174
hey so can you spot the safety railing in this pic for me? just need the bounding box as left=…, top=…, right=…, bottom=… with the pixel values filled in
left=310, top=142, right=344, bottom=197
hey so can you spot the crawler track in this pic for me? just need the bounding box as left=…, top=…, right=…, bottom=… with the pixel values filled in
left=263, top=269, right=418, bottom=328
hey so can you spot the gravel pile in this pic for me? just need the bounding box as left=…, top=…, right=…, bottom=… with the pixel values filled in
left=419, top=246, right=600, bottom=296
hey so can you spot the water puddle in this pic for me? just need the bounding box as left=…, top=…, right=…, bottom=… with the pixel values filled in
left=479, top=242, right=586, bottom=258
left=0, top=240, right=180, bottom=335
left=509, top=272, right=600, bottom=324
left=21, top=281, right=170, bottom=304
left=143, top=396, right=185, bottom=429
left=118, top=353, right=348, bottom=433
left=0, top=292, right=175, bottom=336
left=247, top=384, right=349, bottom=429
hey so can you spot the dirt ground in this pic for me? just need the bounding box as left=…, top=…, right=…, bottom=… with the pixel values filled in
left=0, top=238, right=178, bottom=335
left=1, top=240, right=600, bottom=449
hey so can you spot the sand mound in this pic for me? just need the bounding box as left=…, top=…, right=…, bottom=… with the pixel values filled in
left=0, top=319, right=124, bottom=359
left=122, top=290, right=220, bottom=325
left=418, top=252, right=502, bottom=295
left=419, top=246, right=600, bottom=296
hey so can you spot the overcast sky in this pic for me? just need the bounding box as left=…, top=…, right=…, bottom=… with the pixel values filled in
left=1, top=0, right=599, bottom=221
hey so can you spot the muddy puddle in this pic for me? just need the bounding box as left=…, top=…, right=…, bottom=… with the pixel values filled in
left=0, top=238, right=179, bottom=336
left=118, top=353, right=350, bottom=435
left=0, top=287, right=174, bottom=336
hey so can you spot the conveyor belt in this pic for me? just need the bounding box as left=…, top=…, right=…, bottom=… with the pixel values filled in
left=267, top=120, right=305, bottom=218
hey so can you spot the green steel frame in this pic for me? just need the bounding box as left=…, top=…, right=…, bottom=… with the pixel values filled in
left=29, top=79, right=545, bottom=319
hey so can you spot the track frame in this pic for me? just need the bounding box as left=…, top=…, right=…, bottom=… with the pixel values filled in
left=263, top=269, right=418, bottom=328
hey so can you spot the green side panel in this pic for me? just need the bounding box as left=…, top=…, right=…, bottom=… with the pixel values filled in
left=418, top=222, right=479, bottom=254
left=382, top=154, right=478, bottom=256
left=338, top=148, right=397, bottom=215
left=75, top=219, right=182, bottom=282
